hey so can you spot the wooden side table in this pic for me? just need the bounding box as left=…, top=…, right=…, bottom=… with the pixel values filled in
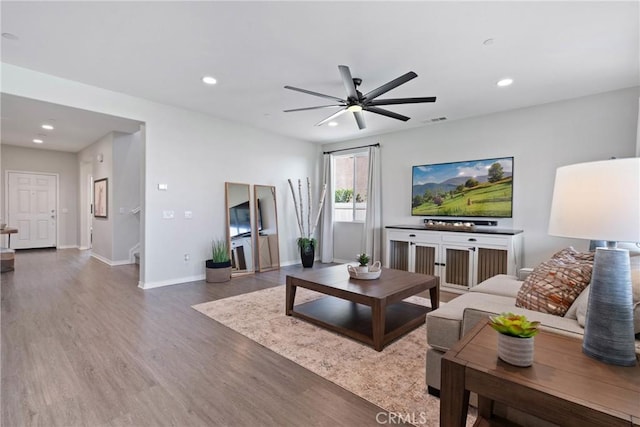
left=1, top=227, right=18, bottom=248
left=441, top=321, right=640, bottom=426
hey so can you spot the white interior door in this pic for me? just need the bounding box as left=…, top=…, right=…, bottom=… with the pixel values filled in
left=7, top=171, right=58, bottom=249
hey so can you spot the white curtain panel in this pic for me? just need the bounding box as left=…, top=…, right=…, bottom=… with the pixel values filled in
left=320, top=153, right=334, bottom=263
left=362, top=145, right=382, bottom=262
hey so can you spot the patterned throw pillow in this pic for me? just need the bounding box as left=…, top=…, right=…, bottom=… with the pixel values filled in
left=515, top=247, right=594, bottom=316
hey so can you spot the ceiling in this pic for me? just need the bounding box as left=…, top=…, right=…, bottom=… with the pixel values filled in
left=1, top=1, right=638, bottom=151
left=1, top=94, right=142, bottom=152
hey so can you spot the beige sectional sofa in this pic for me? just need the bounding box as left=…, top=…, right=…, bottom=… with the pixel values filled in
left=426, top=271, right=640, bottom=396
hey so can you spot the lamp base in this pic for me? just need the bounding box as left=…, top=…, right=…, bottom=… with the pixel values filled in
left=582, top=247, right=637, bottom=366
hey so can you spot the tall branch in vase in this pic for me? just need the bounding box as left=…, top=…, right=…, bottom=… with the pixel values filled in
left=288, top=178, right=327, bottom=251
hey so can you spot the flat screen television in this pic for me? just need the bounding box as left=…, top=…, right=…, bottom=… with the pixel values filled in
left=411, top=156, right=513, bottom=218
left=229, top=200, right=262, bottom=238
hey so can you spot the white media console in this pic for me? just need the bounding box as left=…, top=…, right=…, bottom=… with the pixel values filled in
left=385, top=225, right=523, bottom=291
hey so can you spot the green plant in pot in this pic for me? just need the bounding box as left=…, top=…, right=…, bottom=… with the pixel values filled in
left=357, top=253, right=370, bottom=266
left=288, top=178, right=327, bottom=268
left=489, top=312, right=540, bottom=367
left=205, top=239, right=232, bottom=283
left=356, top=252, right=370, bottom=272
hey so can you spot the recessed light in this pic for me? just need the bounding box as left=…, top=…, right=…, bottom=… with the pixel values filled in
left=497, top=78, right=514, bottom=87
left=33, top=139, right=43, bottom=144
left=328, top=121, right=338, bottom=127
left=202, top=76, right=217, bottom=85
left=41, top=124, right=54, bottom=130
left=2, top=33, right=19, bottom=41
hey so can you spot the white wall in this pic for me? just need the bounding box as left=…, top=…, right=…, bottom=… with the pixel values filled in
left=0, top=144, right=79, bottom=248
left=113, top=131, right=141, bottom=262
left=79, top=132, right=114, bottom=262
left=333, top=222, right=364, bottom=262
left=324, top=87, right=640, bottom=268
left=2, top=64, right=320, bottom=287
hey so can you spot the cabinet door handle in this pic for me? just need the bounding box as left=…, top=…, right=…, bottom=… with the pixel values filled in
left=469, top=247, right=476, bottom=252
left=409, top=234, right=416, bottom=237
left=468, top=238, right=477, bottom=242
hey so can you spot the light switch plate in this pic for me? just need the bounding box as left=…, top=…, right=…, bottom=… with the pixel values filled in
left=162, top=210, right=175, bottom=219
left=184, top=210, right=193, bottom=219
left=158, top=183, right=168, bottom=191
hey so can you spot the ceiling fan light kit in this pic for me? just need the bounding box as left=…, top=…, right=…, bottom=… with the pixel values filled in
left=284, top=65, right=436, bottom=130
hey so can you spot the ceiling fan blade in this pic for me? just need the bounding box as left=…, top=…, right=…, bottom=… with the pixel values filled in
left=315, top=108, right=348, bottom=126
left=284, top=85, right=345, bottom=103
left=362, top=71, right=418, bottom=101
left=338, top=65, right=358, bottom=100
left=353, top=111, right=366, bottom=129
left=284, top=104, right=344, bottom=113
left=364, top=106, right=410, bottom=122
left=368, top=97, right=436, bottom=106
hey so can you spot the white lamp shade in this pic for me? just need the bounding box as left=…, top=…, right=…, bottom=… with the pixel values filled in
left=548, top=158, right=640, bottom=243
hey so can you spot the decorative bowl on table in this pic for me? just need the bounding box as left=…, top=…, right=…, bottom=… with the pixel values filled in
left=347, top=261, right=382, bottom=280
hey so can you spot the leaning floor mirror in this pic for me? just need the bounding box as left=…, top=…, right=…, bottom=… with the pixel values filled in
left=254, top=185, right=280, bottom=271
left=226, top=182, right=254, bottom=275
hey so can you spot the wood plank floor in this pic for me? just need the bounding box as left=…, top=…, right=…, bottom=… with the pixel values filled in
left=2, top=249, right=439, bottom=426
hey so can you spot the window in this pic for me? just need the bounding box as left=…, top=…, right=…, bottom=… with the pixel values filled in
left=333, top=151, right=369, bottom=222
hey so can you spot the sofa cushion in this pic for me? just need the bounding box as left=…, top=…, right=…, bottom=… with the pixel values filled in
left=462, top=307, right=585, bottom=339
left=469, top=274, right=522, bottom=298
left=515, top=247, right=594, bottom=316
left=427, top=292, right=512, bottom=351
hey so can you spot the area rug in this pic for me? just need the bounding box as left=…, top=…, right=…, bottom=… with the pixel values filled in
left=192, top=286, right=476, bottom=426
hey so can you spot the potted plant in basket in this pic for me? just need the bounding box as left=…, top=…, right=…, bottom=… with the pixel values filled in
left=489, top=312, right=540, bottom=367
left=205, top=239, right=232, bottom=283
left=356, top=253, right=370, bottom=273
left=288, top=178, right=327, bottom=268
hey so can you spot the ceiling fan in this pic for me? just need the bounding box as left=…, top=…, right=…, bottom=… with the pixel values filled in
left=284, top=65, right=436, bottom=130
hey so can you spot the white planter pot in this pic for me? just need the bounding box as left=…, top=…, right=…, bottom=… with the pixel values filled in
left=356, top=265, right=368, bottom=273
left=497, top=334, right=534, bottom=367
left=206, top=266, right=232, bottom=283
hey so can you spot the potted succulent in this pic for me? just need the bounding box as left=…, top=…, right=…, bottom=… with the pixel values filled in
left=356, top=253, right=370, bottom=273
left=205, top=239, right=232, bottom=283
left=489, top=312, right=540, bottom=367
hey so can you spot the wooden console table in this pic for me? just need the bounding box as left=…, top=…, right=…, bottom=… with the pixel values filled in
left=441, top=321, right=640, bottom=426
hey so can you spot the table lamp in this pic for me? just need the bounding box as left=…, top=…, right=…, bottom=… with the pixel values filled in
left=548, top=157, right=639, bottom=366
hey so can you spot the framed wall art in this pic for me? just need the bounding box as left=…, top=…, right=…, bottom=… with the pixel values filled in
left=94, top=178, right=108, bottom=218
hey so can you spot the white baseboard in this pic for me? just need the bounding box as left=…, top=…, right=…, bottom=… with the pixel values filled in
left=90, top=253, right=133, bottom=266
left=78, top=246, right=90, bottom=251
left=57, top=245, right=79, bottom=249
left=138, top=274, right=205, bottom=290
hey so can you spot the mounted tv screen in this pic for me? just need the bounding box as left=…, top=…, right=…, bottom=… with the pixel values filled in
left=411, top=157, right=513, bottom=218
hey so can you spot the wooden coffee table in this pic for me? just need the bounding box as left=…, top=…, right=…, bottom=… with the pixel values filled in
left=285, top=264, right=439, bottom=351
